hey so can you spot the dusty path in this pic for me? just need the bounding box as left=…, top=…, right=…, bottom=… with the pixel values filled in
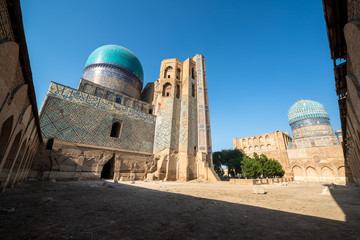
left=0, top=180, right=359, bottom=240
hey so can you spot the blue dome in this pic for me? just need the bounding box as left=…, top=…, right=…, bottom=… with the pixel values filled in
left=288, top=100, right=329, bottom=125
left=85, top=45, right=143, bottom=81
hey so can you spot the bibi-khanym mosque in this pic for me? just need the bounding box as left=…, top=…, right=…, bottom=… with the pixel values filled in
left=1, top=0, right=360, bottom=192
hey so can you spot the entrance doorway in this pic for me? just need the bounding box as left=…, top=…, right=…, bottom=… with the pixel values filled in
left=101, top=158, right=114, bottom=179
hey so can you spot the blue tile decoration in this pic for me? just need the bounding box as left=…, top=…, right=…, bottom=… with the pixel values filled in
left=40, top=82, right=155, bottom=153
left=83, top=45, right=143, bottom=99
left=153, top=97, right=174, bottom=153
left=288, top=100, right=330, bottom=125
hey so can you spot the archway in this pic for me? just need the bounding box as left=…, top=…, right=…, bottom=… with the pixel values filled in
left=292, top=165, right=304, bottom=180
left=0, top=116, right=14, bottom=161
left=306, top=167, right=319, bottom=182
left=101, top=158, right=114, bottom=179
left=321, top=166, right=335, bottom=182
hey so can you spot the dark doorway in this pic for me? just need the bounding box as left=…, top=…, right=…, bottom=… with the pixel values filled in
left=101, top=158, right=114, bottom=179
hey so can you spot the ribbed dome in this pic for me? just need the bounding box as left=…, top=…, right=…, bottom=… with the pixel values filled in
left=288, top=100, right=329, bottom=125
left=85, top=45, right=143, bottom=81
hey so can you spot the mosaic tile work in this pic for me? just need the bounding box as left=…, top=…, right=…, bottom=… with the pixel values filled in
left=188, top=96, right=198, bottom=153
left=288, top=100, right=330, bottom=125
left=153, top=97, right=174, bottom=153
left=47, top=82, right=155, bottom=124
left=83, top=64, right=142, bottom=99
left=40, top=96, right=155, bottom=153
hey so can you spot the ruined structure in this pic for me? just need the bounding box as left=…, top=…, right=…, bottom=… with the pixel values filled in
left=37, top=45, right=219, bottom=182
left=0, top=0, right=42, bottom=191
left=323, top=0, right=360, bottom=185
left=234, top=100, right=346, bottom=183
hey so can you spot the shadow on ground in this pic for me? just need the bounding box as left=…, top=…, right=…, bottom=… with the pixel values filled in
left=0, top=181, right=359, bottom=240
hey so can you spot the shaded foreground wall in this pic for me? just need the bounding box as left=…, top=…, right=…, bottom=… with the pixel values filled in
left=323, top=0, right=360, bottom=185
left=0, top=0, right=42, bottom=191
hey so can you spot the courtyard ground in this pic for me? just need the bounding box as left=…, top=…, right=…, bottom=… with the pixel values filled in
left=0, top=180, right=359, bottom=240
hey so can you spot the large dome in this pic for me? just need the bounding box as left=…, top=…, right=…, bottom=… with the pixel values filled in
left=288, top=100, right=329, bottom=125
left=85, top=45, right=143, bottom=81
left=83, top=45, right=144, bottom=99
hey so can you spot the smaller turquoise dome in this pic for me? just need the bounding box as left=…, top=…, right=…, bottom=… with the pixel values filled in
left=288, top=100, right=329, bottom=125
left=85, top=45, right=143, bottom=81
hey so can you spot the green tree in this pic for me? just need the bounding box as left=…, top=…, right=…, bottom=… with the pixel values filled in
left=241, top=153, right=285, bottom=178
left=212, top=149, right=245, bottom=177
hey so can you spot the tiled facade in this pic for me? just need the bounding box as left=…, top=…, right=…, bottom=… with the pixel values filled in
left=38, top=46, right=219, bottom=182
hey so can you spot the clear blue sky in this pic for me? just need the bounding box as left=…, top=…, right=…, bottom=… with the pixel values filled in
left=21, top=0, right=340, bottom=151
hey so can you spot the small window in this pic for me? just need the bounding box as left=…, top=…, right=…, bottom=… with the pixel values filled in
left=46, top=138, right=54, bottom=150
left=176, top=84, right=180, bottom=98
left=116, top=97, right=121, bottom=104
left=191, top=68, right=195, bottom=79
left=194, top=146, right=197, bottom=156
left=149, top=109, right=152, bottom=114
left=191, top=84, right=196, bottom=98
left=168, top=75, right=170, bottom=78
left=110, top=122, right=121, bottom=138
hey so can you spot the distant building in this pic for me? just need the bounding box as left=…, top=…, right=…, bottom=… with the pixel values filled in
left=234, top=100, right=345, bottom=183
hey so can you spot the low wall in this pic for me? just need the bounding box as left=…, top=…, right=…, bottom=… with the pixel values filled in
left=229, top=177, right=294, bottom=185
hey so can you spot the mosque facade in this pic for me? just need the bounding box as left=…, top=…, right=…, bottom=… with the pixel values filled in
left=234, top=100, right=346, bottom=183
left=36, top=45, right=219, bottom=182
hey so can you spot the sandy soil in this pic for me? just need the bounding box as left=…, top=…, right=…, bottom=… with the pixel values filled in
left=0, top=180, right=359, bottom=240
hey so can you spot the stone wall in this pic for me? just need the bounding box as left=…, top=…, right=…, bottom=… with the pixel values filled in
left=0, top=0, right=42, bottom=192
left=287, top=145, right=345, bottom=183
left=31, top=140, right=153, bottom=181
left=233, top=130, right=292, bottom=173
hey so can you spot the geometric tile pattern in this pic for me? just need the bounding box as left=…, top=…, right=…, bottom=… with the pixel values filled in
left=40, top=90, right=155, bottom=153
left=153, top=97, right=174, bottom=153
left=288, top=100, right=330, bottom=125
left=47, top=82, right=155, bottom=124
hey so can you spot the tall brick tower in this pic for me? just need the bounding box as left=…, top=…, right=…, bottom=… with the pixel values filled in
left=152, top=55, right=218, bottom=181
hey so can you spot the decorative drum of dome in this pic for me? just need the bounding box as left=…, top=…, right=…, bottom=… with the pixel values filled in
left=83, top=45, right=144, bottom=99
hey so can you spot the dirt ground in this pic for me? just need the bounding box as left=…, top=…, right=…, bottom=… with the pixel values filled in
left=0, top=180, right=359, bottom=240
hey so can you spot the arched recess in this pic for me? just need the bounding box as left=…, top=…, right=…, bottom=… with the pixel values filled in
left=11, top=144, right=30, bottom=187
left=162, top=83, right=172, bottom=97
left=337, top=166, right=346, bottom=182
left=6, top=139, right=28, bottom=185
left=1, top=130, right=22, bottom=183
left=306, top=166, right=319, bottom=182
left=176, top=68, right=181, bottom=79
left=0, top=116, right=14, bottom=161
left=101, top=158, right=114, bottom=179
left=292, top=165, right=304, bottom=180
left=164, top=66, right=174, bottom=79
left=175, top=84, right=180, bottom=98
left=321, top=166, right=335, bottom=182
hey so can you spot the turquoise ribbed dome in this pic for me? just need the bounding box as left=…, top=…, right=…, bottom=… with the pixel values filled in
left=288, top=100, right=329, bottom=125
left=85, top=45, right=143, bottom=81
